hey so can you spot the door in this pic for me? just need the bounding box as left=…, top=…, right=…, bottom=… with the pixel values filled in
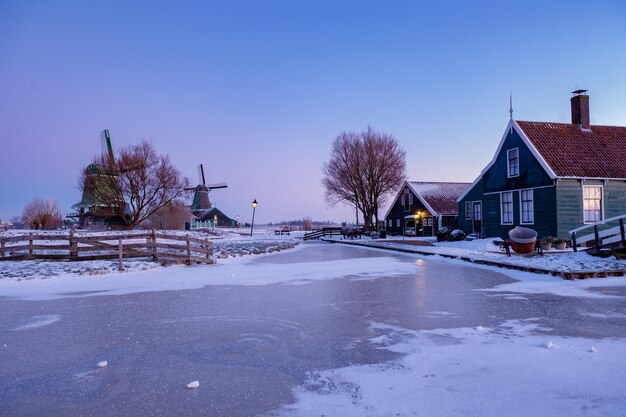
left=472, top=201, right=482, bottom=235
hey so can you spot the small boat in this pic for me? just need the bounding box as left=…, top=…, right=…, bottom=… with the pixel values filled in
left=508, top=226, right=538, bottom=254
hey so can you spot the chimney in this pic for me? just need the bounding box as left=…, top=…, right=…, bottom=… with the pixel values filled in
left=571, top=89, right=590, bottom=130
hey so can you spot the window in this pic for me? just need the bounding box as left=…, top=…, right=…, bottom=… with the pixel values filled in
left=583, top=186, right=603, bottom=223
left=396, top=219, right=400, bottom=227
left=501, top=192, right=513, bottom=224
left=465, top=202, right=472, bottom=220
left=388, top=219, right=392, bottom=227
left=520, top=189, right=534, bottom=224
left=403, top=189, right=411, bottom=212
left=507, top=148, right=519, bottom=177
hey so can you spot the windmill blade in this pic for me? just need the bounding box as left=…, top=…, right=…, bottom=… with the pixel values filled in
left=200, top=164, right=206, bottom=185
left=100, top=129, right=115, bottom=168
left=207, top=182, right=227, bottom=190
left=184, top=187, right=197, bottom=191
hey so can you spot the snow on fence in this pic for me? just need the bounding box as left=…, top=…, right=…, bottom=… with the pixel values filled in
left=0, top=230, right=214, bottom=269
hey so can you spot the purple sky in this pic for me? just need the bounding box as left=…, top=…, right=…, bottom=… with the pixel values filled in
left=1, top=1, right=626, bottom=224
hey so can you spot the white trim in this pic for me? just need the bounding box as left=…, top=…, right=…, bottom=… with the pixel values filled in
left=507, top=148, right=520, bottom=178
left=457, top=119, right=558, bottom=203
left=465, top=201, right=472, bottom=220
left=519, top=189, right=534, bottom=225
left=582, top=184, right=604, bottom=224
left=483, top=184, right=556, bottom=196
left=500, top=191, right=514, bottom=225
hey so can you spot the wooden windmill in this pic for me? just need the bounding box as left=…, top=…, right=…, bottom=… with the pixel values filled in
left=186, top=164, right=227, bottom=215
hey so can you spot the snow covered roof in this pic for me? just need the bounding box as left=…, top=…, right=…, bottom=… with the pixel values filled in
left=406, top=182, right=471, bottom=216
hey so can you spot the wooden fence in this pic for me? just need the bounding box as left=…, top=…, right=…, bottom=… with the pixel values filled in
left=0, top=230, right=214, bottom=269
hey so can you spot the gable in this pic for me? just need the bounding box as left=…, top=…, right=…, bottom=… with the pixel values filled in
left=482, top=126, right=553, bottom=193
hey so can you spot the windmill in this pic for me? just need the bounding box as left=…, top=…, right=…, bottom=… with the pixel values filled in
left=186, top=164, right=227, bottom=215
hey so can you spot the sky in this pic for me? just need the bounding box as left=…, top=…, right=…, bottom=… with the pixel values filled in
left=1, top=0, right=626, bottom=224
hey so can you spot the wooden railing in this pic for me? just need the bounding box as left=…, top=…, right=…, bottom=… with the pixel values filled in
left=0, top=230, right=214, bottom=269
left=303, top=227, right=344, bottom=241
left=569, top=214, right=626, bottom=252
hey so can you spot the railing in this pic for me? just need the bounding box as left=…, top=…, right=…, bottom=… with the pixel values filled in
left=569, top=214, right=626, bottom=252
left=303, top=227, right=343, bottom=241
left=0, top=230, right=214, bottom=269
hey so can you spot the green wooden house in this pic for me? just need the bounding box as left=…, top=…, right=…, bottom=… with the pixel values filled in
left=457, top=91, right=626, bottom=240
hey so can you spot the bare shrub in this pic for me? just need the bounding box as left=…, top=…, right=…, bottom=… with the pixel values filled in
left=22, top=199, right=63, bottom=230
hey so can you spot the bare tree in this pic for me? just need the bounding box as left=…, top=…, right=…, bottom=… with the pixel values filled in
left=322, top=127, right=406, bottom=230
left=22, top=199, right=63, bottom=230
left=302, top=216, right=314, bottom=231
left=80, top=140, right=190, bottom=229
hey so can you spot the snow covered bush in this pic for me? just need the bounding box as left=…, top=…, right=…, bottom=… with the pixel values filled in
left=449, top=229, right=466, bottom=241
left=436, top=227, right=451, bottom=242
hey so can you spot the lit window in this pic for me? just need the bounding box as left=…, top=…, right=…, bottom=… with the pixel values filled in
left=583, top=186, right=603, bottom=223
left=507, top=148, right=519, bottom=177
left=520, top=189, right=534, bottom=224
left=465, top=202, right=472, bottom=220
left=501, top=192, right=513, bottom=224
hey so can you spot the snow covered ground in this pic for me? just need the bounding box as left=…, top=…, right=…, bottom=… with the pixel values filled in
left=328, top=236, right=626, bottom=274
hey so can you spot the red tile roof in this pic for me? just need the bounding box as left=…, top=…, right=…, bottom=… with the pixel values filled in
left=516, top=121, right=626, bottom=179
left=408, top=182, right=470, bottom=215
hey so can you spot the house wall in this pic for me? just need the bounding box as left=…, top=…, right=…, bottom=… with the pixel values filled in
left=385, top=185, right=430, bottom=236
left=556, top=179, right=626, bottom=238
left=458, top=178, right=484, bottom=235
left=482, top=186, right=557, bottom=239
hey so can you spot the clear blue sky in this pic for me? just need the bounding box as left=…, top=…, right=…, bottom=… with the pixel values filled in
left=1, top=0, right=625, bottom=224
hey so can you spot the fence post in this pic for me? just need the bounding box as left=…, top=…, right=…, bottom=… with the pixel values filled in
left=594, top=225, right=601, bottom=248
left=205, top=238, right=211, bottom=262
left=69, top=229, right=78, bottom=260
left=571, top=232, right=577, bottom=252
left=186, top=234, right=191, bottom=265
left=28, top=233, right=34, bottom=260
left=620, top=219, right=625, bottom=246
left=152, top=229, right=157, bottom=262
left=0, top=238, right=5, bottom=258
left=118, top=238, right=124, bottom=271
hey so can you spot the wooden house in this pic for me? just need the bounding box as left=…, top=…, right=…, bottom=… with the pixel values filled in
left=457, top=91, right=626, bottom=239
left=384, top=181, right=470, bottom=236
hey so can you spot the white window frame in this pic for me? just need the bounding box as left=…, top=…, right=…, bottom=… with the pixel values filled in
left=396, top=219, right=400, bottom=227
left=500, top=191, right=513, bottom=225
left=583, top=185, right=604, bottom=224
left=465, top=201, right=472, bottom=220
left=519, top=189, right=534, bottom=225
left=507, top=148, right=519, bottom=178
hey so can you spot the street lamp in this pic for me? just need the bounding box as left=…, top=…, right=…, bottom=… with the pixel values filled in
left=213, top=214, right=218, bottom=229
left=250, top=199, right=258, bottom=237
left=236, top=215, right=240, bottom=228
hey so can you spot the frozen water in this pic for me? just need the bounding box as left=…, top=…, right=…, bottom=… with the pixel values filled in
left=0, top=243, right=625, bottom=416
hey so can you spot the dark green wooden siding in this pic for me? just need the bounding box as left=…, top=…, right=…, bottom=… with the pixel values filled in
left=457, top=178, right=484, bottom=234
left=483, top=128, right=553, bottom=193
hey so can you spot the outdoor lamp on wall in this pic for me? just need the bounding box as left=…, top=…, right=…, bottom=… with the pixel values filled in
left=250, top=199, right=258, bottom=237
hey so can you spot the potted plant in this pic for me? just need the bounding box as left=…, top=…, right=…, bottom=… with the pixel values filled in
left=554, top=237, right=568, bottom=250
left=540, top=236, right=554, bottom=251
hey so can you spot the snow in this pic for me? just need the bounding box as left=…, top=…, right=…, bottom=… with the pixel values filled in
left=0, top=244, right=420, bottom=300
left=186, top=380, right=200, bottom=389
left=269, top=319, right=626, bottom=417
left=96, top=361, right=108, bottom=368
left=327, top=236, right=626, bottom=274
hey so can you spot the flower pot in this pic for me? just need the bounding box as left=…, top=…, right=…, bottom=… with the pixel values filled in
left=540, top=241, right=552, bottom=251
left=554, top=242, right=567, bottom=250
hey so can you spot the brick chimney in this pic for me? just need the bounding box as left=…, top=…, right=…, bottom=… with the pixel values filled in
left=571, top=90, right=590, bottom=129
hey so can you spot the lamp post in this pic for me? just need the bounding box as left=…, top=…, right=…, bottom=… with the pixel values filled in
left=250, top=199, right=258, bottom=237
left=213, top=214, right=218, bottom=229
left=236, top=215, right=240, bottom=228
